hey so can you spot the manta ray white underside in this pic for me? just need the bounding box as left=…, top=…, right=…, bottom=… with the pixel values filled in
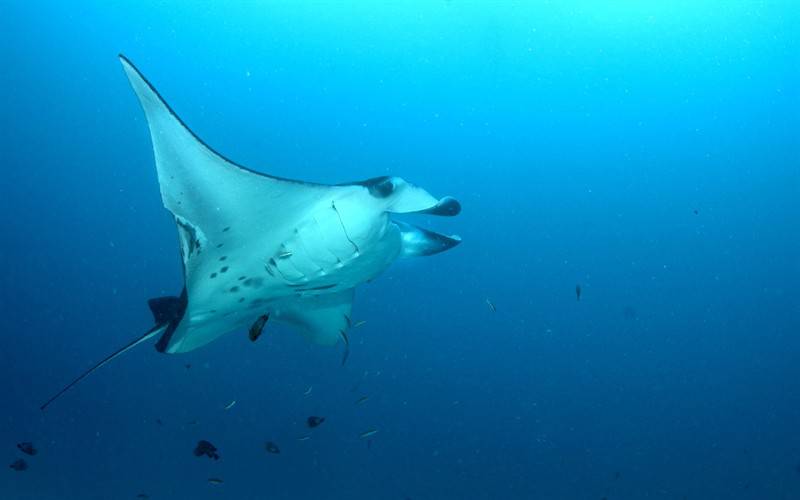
left=41, top=55, right=461, bottom=409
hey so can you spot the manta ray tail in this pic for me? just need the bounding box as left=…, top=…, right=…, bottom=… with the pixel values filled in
left=40, top=325, right=166, bottom=411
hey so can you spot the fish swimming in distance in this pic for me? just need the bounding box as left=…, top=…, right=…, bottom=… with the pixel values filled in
left=307, top=416, right=326, bottom=428
left=9, top=459, right=28, bottom=471
left=208, top=478, right=224, bottom=485
left=575, top=284, right=582, bottom=301
left=485, top=298, right=496, bottom=313
left=359, top=428, right=379, bottom=439
left=265, top=441, right=280, bottom=454
left=40, top=55, right=462, bottom=411
left=193, top=440, right=220, bottom=460
left=16, top=442, right=37, bottom=456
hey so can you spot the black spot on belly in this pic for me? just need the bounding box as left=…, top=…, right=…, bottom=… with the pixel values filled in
left=242, top=277, right=264, bottom=288
left=219, top=256, right=227, bottom=261
left=220, top=266, right=229, bottom=273
left=210, top=273, right=218, bottom=279
left=229, top=286, right=240, bottom=293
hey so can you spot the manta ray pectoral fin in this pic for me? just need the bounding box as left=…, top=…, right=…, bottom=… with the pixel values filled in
left=275, top=290, right=354, bottom=347
left=40, top=324, right=167, bottom=411
left=395, top=221, right=462, bottom=258
left=119, top=55, right=357, bottom=246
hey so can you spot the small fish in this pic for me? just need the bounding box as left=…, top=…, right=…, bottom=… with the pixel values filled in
left=155, top=418, right=164, bottom=426
left=9, top=459, right=27, bottom=471
left=278, top=251, right=293, bottom=258
left=136, top=494, right=149, bottom=499
left=693, top=208, right=699, bottom=215
left=248, top=314, right=270, bottom=342
left=265, top=441, right=280, bottom=454
left=303, top=386, right=313, bottom=396
left=575, top=284, right=581, bottom=301
left=359, top=428, right=379, bottom=439
left=224, top=400, right=237, bottom=411
left=193, top=440, right=220, bottom=460
left=485, top=298, right=496, bottom=313
left=339, top=329, right=350, bottom=367
left=17, top=442, right=37, bottom=456
left=208, top=478, right=224, bottom=485
left=353, top=320, right=367, bottom=328
left=307, top=416, right=326, bottom=428
left=185, top=363, right=192, bottom=370
left=297, top=435, right=311, bottom=441
left=355, top=396, right=369, bottom=405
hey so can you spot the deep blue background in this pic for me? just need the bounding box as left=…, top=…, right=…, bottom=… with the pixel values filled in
left=1, top=2, right=798, bottom=499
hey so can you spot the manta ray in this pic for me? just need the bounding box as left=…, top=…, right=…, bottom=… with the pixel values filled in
left=41, top=55, right=461, bottom=410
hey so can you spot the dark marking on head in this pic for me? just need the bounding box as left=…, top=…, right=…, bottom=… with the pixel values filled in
left=353, top=176, right=394, bottom=198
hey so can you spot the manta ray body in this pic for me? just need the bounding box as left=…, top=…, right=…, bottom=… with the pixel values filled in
left=41, top=56, right=461, bottom=409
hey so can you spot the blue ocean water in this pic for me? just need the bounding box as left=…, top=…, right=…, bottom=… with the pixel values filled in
left=1, top=2, right=798, bottom=499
